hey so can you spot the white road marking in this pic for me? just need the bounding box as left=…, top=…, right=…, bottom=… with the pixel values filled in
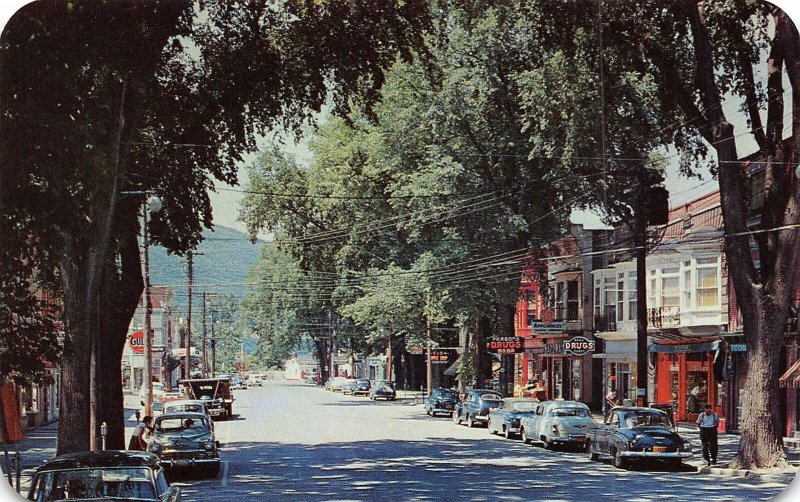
left=221, top=460, right=230, bottom=487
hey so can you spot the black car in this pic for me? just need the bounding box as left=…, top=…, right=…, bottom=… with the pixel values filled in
left=424, top=388, right=460, bottom=417
left=370, top=380, right=396, bottom=400
left=351, top=378, right=372, bottom=396
left=452, top=389, right=504, bottom=427
left=148, top=412, right=221, bottom=477
left=27, top=450, right=180, bottom=501
left=587, top=406, right=693, bottom=469
left=487, top=398, right=539, bottom=439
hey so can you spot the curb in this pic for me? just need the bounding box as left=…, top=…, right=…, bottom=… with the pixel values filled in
left=698, top=466, right=751, bottom=477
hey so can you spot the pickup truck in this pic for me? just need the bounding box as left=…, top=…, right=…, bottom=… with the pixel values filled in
left=179, top=378, right=234, bottom=420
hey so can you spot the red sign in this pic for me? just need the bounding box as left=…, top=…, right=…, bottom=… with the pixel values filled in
left=486, top=337, right=524, bottom=354
left=130, top=331, right=144, bottom=353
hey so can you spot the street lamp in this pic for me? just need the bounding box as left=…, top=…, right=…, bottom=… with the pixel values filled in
left=142, top=194, right=162, bottom=417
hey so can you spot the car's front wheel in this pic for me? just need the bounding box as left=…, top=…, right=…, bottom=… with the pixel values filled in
left=612, top=447, right=628, bottom=469
left=453, top=411, right=461, bottom=425
left=205, top=461, right=221, bottom=478
left=505, top=426, right=514, bottom=440
left=521, top=427, right=531, bottom=445
left=587, top=441, right=599, bottom=461
left=467, top=415, right=475, bottom=428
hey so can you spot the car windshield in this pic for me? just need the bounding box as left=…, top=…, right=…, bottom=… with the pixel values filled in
left=549, top=407, right=590, bottom=418
left=165, top=404, right=203, bottom=414
left=155, top=417, right=208, bottom=433
left=510, top=402, right=538, bottom=413
left=434, top=389, right=458, bottom=399
left=32, top=467, right=156, bottom=501
left=481, top=394, right=503, bottom=401
left=356, top=379, right=370, bottom=385
left=621, top=411, right=672, bottom=428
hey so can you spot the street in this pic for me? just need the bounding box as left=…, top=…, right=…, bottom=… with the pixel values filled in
left=167, top=381, right=796, bottom=501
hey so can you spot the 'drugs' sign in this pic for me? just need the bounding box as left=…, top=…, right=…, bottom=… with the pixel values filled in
left=564, top=336, right=596, bottom=356
left=486, top=337, right=524, bottom=354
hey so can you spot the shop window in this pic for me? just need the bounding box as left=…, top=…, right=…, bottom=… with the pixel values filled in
left=572, top=359, right=581, bottom=401
left=553, top=359, right=564, bottom=400
left=686, top=352, right=709, bottom=413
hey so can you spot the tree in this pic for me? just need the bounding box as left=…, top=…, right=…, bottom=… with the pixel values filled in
left=1, top=0, right=432, bottom=454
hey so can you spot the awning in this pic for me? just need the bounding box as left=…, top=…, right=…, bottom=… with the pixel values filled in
left=444, top=356, right=462, bottom=376
left=780, top=359, right=800, bottom=389
left=648, top=340, right=720, bottom=354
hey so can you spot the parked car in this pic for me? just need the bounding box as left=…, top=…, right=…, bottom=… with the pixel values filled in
left=487, top=398, right=539, bottom=438
left=148, top=412, right=221, bottom=477
left=163, top=399, right=208, bottom=416
left=424, top=388, right=460, bottom=417
left=519, top=401, right=597, bottom=448
left=350, top=378, right=371, bottom=396
left=179, top=377, right=234, bottom=420
left=587, top=406, right=693, bottom=469
left=340, top=378, right=358, bottom=394
left=27, top=450, right=180, bottom=501
left=230, top=376, right=247, bottom=390
left=247, top=374, right=263, bottom=387
left=452, top=389, right=504, bottom=427
left=327, top=377, right=346, bottom=392
left=370, top=380, right=396, bottom=400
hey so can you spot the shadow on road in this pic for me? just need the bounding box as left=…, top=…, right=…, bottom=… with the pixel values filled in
left=173, top=436, right=757, bottom=502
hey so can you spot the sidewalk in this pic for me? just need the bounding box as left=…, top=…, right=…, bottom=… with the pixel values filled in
left=0, top=420, right=58, bottom=496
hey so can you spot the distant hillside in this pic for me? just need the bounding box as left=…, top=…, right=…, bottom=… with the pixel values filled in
left=148, top=225, right=264, bottom=310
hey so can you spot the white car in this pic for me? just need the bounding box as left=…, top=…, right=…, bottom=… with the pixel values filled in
left=519, top=401, right=598, bottom=449
left=247, top=374, right=263, bottom=387
left=139, top=382, right=166, bottom=407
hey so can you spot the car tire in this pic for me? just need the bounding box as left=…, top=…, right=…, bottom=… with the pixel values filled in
left=587, top=442, right=599, bottom=461
left=505, top=426, right=514, bottom=440
left=453, top=412, right=461, bottom=425
left=612, top=448, right=628, bottom=470
left=205, top=461, right=221, bottom=478
left=487, top=420, right=494, bottom=434
left=426, top=408, right=431, bottom=416
left=467, top=415, right=475, bottom=428
left=521, top=427, right=531, bottom=445
left=541, top=436, right=551, bottom=449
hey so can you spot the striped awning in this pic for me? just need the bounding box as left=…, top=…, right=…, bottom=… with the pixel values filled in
left=779, top=359, right=800, bottom=389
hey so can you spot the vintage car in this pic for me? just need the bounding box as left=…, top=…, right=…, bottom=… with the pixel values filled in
left=179, top=378, right=234, bottom=420
left=340, top=378, right=358, bottom=394
left=370, top=380, right=396, bottom=400
left=326, top=376, right=347, bottom=392
left=350, top=378, right=372, bottom=396
left=27, top=450, right=180, bottom=501
left=587, top=406, right=693, bottom=469
left=519, top=400, right=597, bottom=448
left=163, top=399, right=208, bottom=416
left=452, top=389, right=504, bottom=427
left=487, top=398, right=539, bottom=439
left=148, top=412, right=221, bottom=476
left=139, top=382, right=166, bottom=409
left=247, top=374, right=263, bottom=387
left=230, top=376, right=247, bottom=390
left=424, top=388, right=460, bottom=417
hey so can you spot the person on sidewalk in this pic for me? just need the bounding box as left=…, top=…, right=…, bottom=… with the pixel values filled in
left=128, top=415, right=153, bottom=451
left=696, top=404, right=720, bottom=466
left=604, top=390, right=619, bottom=417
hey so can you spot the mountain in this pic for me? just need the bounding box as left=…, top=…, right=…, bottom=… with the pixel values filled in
left=148, top=225, right=264, bottom=310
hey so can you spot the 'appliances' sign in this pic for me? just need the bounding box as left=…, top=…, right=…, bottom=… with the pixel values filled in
left=531, top=321, right=565, bottom=334
left=129, top=331, right=145, bottom=353
left=486, top=337, right=524, bottom=354
left=564, top=336, right=596, bottom=356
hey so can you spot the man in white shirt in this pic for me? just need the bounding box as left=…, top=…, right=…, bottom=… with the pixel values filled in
left=696, top=404, right=720, bottom=465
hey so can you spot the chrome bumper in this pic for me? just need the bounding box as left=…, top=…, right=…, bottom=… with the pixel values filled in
left=620, top=451, right=693, bottom=459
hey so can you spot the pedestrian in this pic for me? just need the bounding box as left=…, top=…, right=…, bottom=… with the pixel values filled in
left=128, top=415, right=153, bottom=451
left=533, top=380, right=547, bottom=401
left=696, top=404, right=720, bottom=466
left=604, top=390, right=618, bottom=416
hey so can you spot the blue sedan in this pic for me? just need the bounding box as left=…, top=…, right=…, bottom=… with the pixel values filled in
left=487, top=398, right=539, bottom=439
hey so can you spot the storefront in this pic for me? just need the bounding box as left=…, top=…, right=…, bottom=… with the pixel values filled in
left=651, top=338, right=741, bottom=429
left=523, top=334, right=595, bottom=402
left=593, top=333, right=638, bottom=405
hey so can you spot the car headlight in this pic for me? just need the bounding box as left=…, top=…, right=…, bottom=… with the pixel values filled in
left=682, top=441, right=692, bottom=452
left=201, top=439, right=214, bottom=450
left=148, top=441, right=162, bottom=453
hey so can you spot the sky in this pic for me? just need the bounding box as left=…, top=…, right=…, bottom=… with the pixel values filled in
left=1, top=0, right=798, bottom=237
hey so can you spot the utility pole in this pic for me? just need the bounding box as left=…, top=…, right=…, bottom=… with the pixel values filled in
left=634, top=195, right=648, bottom=407
left=426, top=316, right=433, bottom=396
left=211, top=314, right=216, bottom=378
left=202, top=292, right=207, bottom=378
left=185, top=250, right=193, bottom=380
left=143, top=202, right=154, bottom=417
left=386, top=331, right=393, bottom=382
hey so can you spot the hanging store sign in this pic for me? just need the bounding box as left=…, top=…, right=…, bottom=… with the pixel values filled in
left=564, top=336, right=596, bottom=356
left=486, top=337, right=524, bottom=354
left=408, top=346, right=424, bottom=355
left=531, top=321, right=566, bottom=334
left=129, top=331, right=145, bottom=354
left=430, top=350, right=450, bottom=364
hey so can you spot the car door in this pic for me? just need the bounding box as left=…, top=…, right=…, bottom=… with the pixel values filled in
left=597, top=411, right=619, bottom=454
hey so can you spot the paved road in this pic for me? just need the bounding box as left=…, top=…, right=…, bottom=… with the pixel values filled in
left=167, top=380, right=796, bottom=501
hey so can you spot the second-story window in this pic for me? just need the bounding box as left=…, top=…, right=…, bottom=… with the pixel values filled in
left=627, top=271, right=637, bottom=321
left=683, top=261, right=692, bottom=308
left=567, top=281, right=579, bottom=321
left=556, top=281, right=565, bottom=320
left=617, top=273, right=625, bottom=322
left=696, top=257, right=720, bottom=308
left=661, top=267, right=680, bottom=310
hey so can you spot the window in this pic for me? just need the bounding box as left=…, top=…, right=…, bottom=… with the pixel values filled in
left=604, top=277, right=615, bottom=318
left=648, top=270, right=657, bottom=308
left=555, top=282, right=565, bottom=320
left=617, top=274, right=625, bottom=322
left=661, top=267, right=679, bottom=309
left=594, top=284, right=601, bottom=319
left=627, top=272, right=637, bottom=321
left=682, top=261, right=692, bottom=308
left=567, top=281, right=579, bottom=320
left=696, top=257, right=719, bottom=308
